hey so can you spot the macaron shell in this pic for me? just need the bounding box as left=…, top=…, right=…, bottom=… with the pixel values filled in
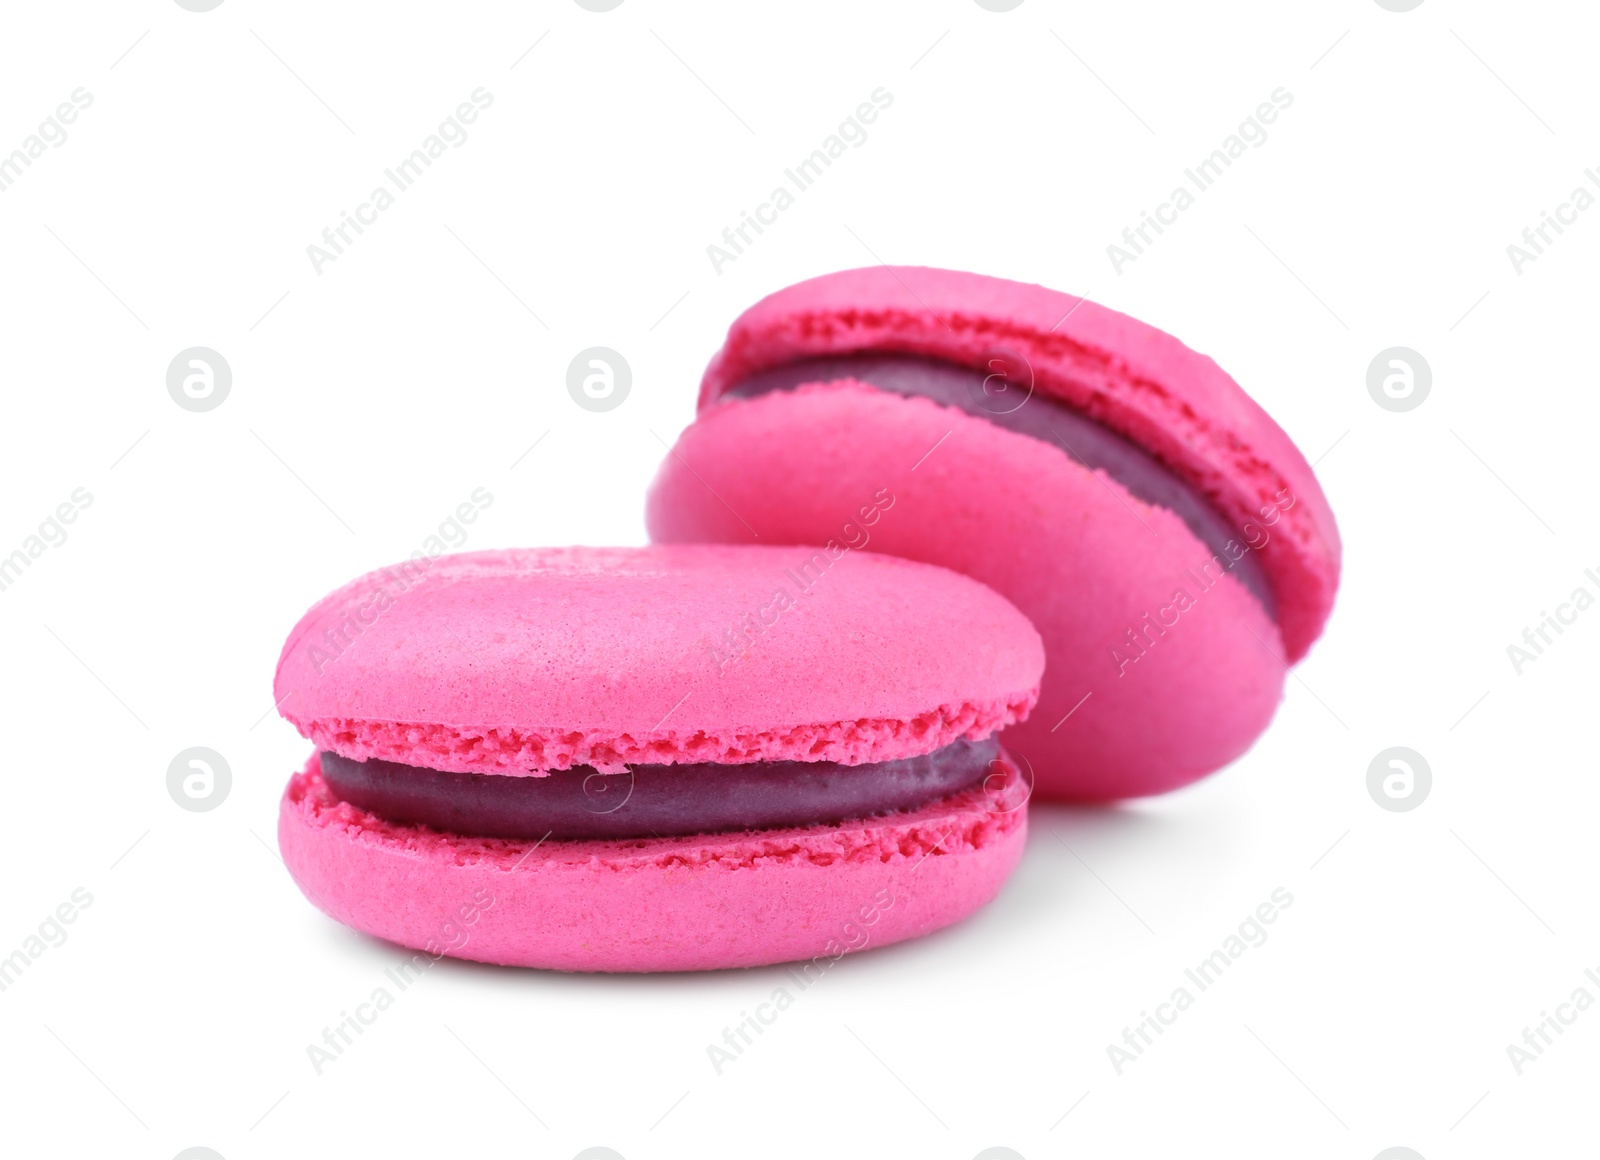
left=274, top=545, right=1043, bottom=774
left=279, top=754, right=1027, bottom=973
left=698, top=266, right=1339, bottom=661
left=648, top=383, right=1287, bottom=799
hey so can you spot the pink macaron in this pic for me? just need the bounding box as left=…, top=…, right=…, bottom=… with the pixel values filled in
left=647, top=267, right=1340, bottom=800
left=273, top=545, right=1043, bottom=972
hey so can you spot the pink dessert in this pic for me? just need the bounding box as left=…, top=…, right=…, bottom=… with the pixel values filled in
left=647, top=267, right=1341, bottom=800
left=274, top=545, right=1044, bottom=972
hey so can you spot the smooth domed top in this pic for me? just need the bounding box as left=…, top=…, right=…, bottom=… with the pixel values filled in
left=274, top=545, right=1043, bottom=774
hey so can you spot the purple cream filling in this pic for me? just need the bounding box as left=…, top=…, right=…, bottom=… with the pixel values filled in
left=318, top=737, right=1000, bottom=840
left=727, top=354, right=1274, bottom=616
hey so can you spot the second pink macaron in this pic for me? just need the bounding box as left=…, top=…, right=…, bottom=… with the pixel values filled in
left=648, top=266, right=1341, bottom=800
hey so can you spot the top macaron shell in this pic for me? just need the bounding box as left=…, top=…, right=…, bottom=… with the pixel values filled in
left=696, top=266, right=1340, bottom=660
left=273, top=545, right=1043, bottom=776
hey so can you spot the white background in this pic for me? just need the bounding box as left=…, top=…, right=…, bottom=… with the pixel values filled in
left=1, top=1, right=1595, bottom=1158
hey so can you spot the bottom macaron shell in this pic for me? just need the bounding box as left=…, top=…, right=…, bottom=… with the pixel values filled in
left=279, top=755, right=1027, bottom=972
